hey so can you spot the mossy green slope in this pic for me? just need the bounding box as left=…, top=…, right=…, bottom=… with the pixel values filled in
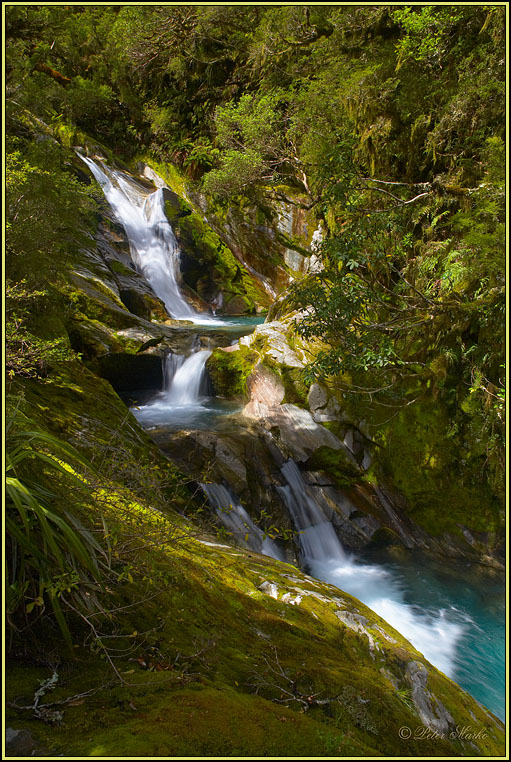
left=6, top=500, right=505, bottom=757
left=6, top=281, right=504, bottom=760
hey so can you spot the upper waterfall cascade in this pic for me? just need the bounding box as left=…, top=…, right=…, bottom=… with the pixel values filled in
left=79, top=154, right=227, bottom=324
left=80, top=155, right=194, bottom=319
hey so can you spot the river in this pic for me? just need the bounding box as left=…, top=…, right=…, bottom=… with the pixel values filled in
left=82, top=153, right=505, bottom=723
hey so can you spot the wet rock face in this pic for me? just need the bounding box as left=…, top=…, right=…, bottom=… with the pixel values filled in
left=246, top=403, right=350, bottom=463
left=162, top=189, right=270, bottom=315
left=157, top=412, right=404, bottom=557
left=300, top=472, right=381, bottom=549
left=5, top=728, right=48, bottom=757
left=95, top=211, right=169, bottom=322
left=96, top=353, right=163, bottom=393
left=185, top=185, right=323, bottom=304
left=118, top=288, right=153, bottom=320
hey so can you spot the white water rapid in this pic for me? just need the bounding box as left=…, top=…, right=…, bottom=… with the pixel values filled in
left=278, top=460, right=465, bottom=678
left=131, top=348, right=215, bottom=431
left=164, top=350, right=211, bottom=405
left=201, top=483, right=285, bottom=561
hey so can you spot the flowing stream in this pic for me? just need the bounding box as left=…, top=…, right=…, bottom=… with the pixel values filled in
left=89, top=156, right=504, bottom=722
left=276, top=460, right=504, bottom=719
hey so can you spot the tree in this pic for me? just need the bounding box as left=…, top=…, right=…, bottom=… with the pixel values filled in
left=202, top=91, right=295, bottom=196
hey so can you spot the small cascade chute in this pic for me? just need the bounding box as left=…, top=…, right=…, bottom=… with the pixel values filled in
left=164, top=349, right=211, bottom=405
left=131, top=348, right=218, bottom=430
left=201, top=483, right=284, bottom=561
left=278, top=460, right=348, bottom=562
left=162, top=352, right=185, bottom=391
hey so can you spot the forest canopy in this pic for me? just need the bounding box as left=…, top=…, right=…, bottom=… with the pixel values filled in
left=7, top=3, right=504, bottom=479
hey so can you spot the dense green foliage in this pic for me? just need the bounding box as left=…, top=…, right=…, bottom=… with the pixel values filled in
left=6, top=407, right=103, bottom=648
left=4, top=1, right=505, bottom=700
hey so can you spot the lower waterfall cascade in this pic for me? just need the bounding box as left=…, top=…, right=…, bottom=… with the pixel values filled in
left=278, top=461, right=464, bottom=677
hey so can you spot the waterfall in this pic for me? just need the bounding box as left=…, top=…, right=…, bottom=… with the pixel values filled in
left=79, top=154, right=196, bottom=320
left=278, top=459, right=465, bottom=678
left=164, top=350, right=211, bottom=405
left=162, top=353, right=185, bottom=391
left=201, top=483, right=285, bottom=561
left=130, top=348, right=213, bottom=431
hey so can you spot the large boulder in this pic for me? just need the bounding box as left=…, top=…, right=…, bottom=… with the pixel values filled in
left=243, top=362, right=285, bottom=417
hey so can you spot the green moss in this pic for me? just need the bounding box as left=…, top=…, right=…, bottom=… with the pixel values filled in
left=54, top=123, right=115, bottom=162
left=108, top=260, right=135, bottom=276
left=280, top=366, right=309, bottom=406
left=63, top=280, right=136, bottom=331
left=276, top=230, right=311, bottom=258
left=5, top=672, right=376, bottom=758
left=207, top=347, right=258, bottom=399
left=6, top=519, right=504, bottom=758
left=138, top=155, right=189, bottom=199
left=177, top=209, right=265, bottom=311
left=250, top=333, right=270, bottom=355
left=67, top=317, right=124, bottom=360
left=371, top=398, right=502, bottom=537
left=164, top=197, right=190, bottom=226
left=53, top=123, right=91, bottom=150
left=5, top=393, right=504, bottom=758
left=305, top=445, right=361, bottom=488
left=158, top=184, right=269, bottom=312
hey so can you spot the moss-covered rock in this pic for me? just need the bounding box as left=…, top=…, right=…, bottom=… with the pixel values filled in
left=280, top=365, right=309, bottom=406
left=305, top=445, right=362, bottom=489
left=64, top=276, right=139, bottom=331
left=367, top=397, right=504, bottom=545
left=206, top=346, right=259, bottom=399
left=167, top=201, right=268, bottom=314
